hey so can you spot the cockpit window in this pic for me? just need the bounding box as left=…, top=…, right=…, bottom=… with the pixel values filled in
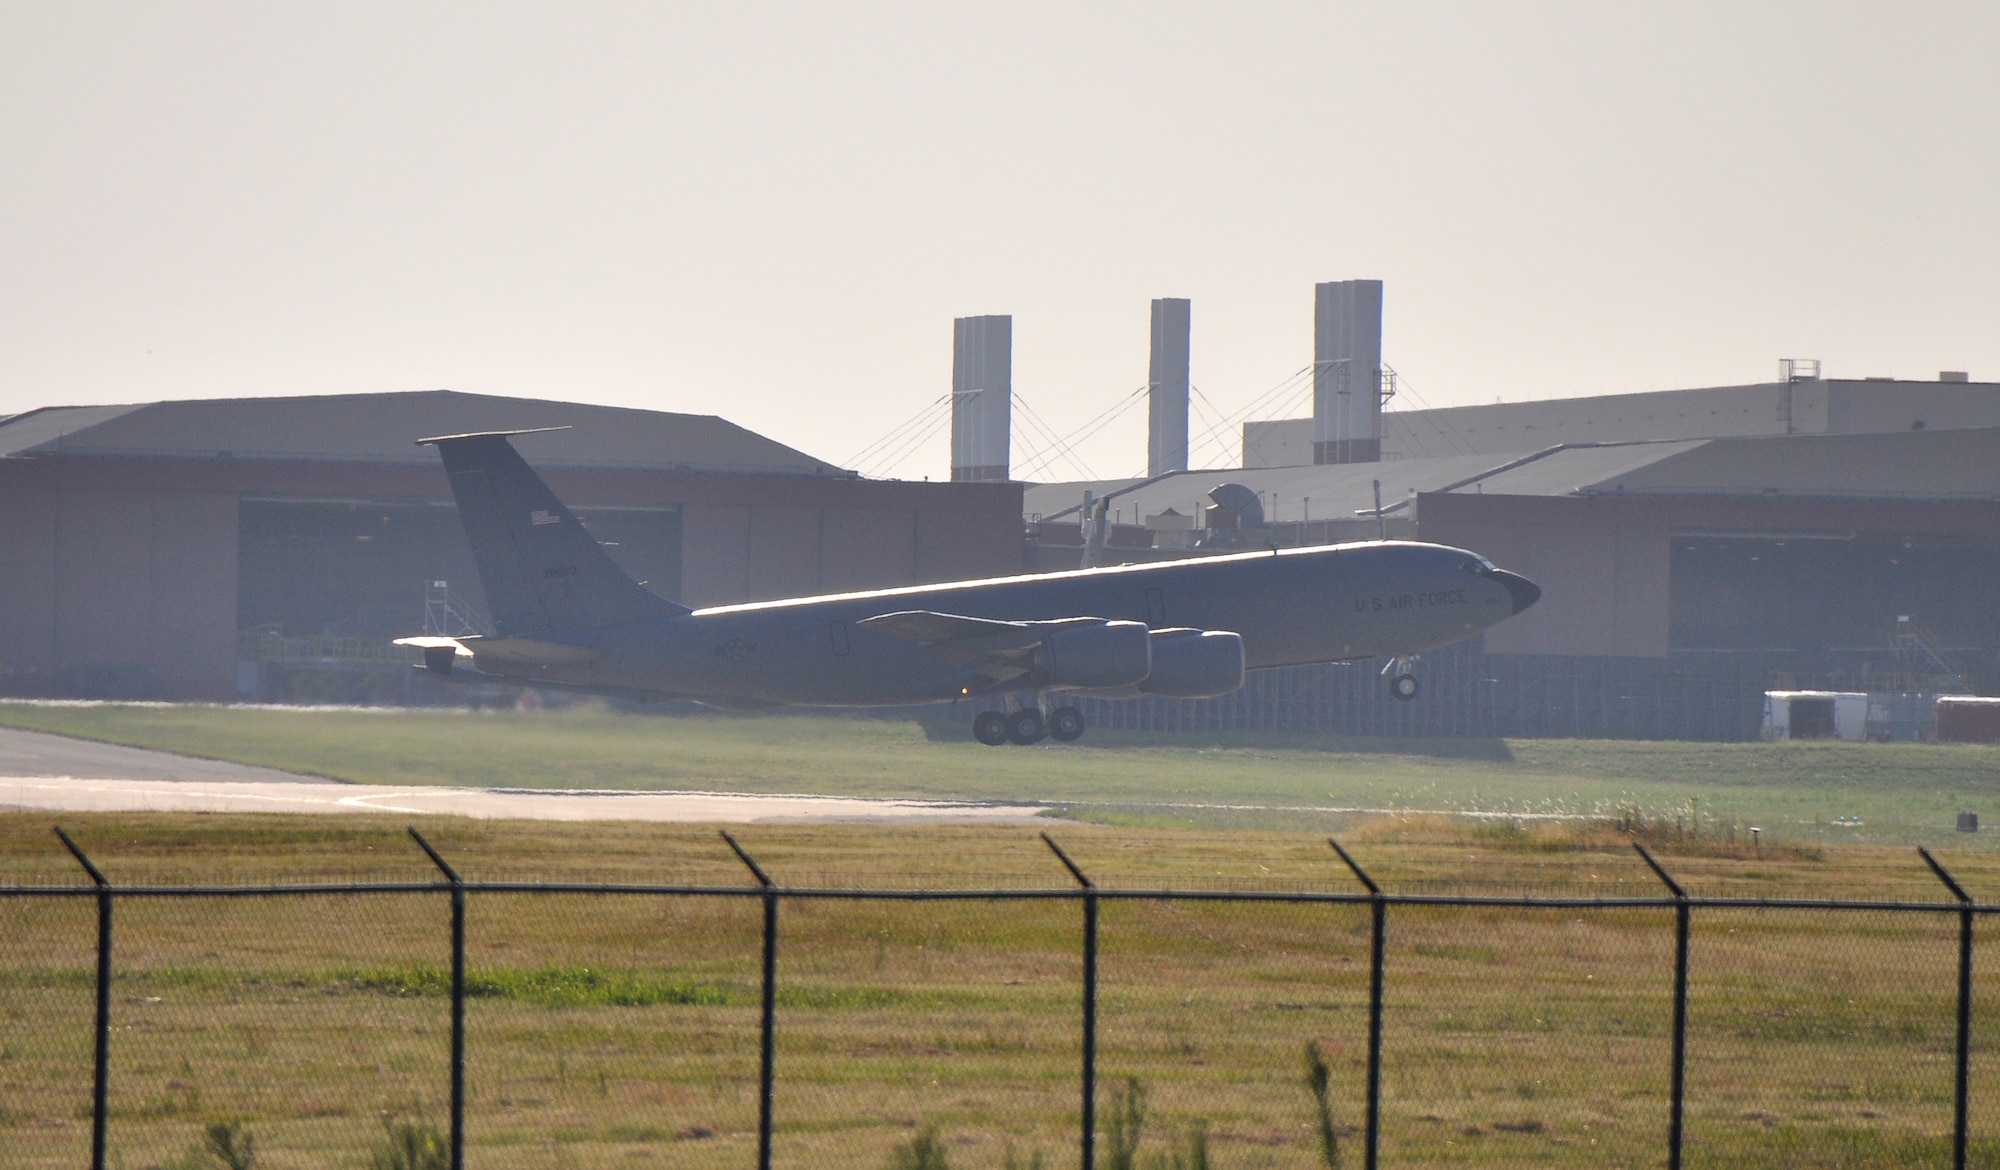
left=1462, top=557, right=1497, bottom=575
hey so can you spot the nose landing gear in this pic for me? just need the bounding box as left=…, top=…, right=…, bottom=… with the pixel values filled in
left=973, top=696, right=1088, bottom=745
left=1383, top=656, right=1421, bottom=701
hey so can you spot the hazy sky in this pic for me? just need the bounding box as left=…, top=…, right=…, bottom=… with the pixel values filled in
left=3, top=3, right=1995, bottom=481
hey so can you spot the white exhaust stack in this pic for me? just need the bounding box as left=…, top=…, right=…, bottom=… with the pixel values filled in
left=1148, top=298, right=1191, bottom=476
left=951, top=314, right=1012, bottom=482
left=1313, top=280, right=1383, bottom=464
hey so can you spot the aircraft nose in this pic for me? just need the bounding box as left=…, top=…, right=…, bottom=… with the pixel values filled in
left=1490, top=569, right=1541, bottom=615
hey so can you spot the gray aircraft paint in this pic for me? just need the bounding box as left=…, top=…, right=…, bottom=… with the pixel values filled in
left=409, top=432, right=1539, bottom=708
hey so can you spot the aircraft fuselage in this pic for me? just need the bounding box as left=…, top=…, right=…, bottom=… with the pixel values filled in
left=489, top=540, right=1527, bottom=707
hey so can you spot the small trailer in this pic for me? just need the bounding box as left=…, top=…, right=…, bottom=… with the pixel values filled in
left=1936, top=696, right=2000, bottom=744
left=1763, top=691, right=1868, bottom=741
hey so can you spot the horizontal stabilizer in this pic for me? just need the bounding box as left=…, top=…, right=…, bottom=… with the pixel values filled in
left=394, top=636, right=473, bottom=655
left=396, top=635, right=601, bottom=668
left=466, top=638, right=602, bottom=667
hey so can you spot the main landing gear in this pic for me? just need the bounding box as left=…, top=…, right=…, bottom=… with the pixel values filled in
left=1383, top=656, right=1421, bottom=701
left=972, top=696, right=1087, bottom=746
left=972, top=710, right=1010, bottom=745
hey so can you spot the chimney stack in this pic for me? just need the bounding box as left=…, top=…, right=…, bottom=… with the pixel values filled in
left=1148, top=298, right=1192, bottom=476
left=1313, top=280, right=1383, bottom=464
left=951, top=315, right=1012, bottom=482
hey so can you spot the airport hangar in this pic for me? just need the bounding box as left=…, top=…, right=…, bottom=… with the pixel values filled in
left=1024, top=422, right=2000, bottom=740
left=4, top=291, right=1995, bottom=739
left=0, top=391, right=1023, bottom=703
left=957, top=286, right=2000, bottom=741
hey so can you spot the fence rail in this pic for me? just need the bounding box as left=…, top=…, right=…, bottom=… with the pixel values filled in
left=3, top=828, right=1993, bottom=1170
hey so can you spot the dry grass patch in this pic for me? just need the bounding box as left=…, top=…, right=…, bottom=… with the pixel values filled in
left=2, top=813, right=1993, bottom=1169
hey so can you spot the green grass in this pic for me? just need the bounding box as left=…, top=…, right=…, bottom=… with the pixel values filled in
left=338, top=963, right=729, bottom=1008
left=3, top=701, right=1999, bottom=847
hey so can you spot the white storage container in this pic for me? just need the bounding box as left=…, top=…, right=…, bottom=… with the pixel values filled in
left=1763, top=691, right=1868, bottom=741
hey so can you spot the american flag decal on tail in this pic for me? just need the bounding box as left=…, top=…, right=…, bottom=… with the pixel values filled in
left=530, top=509, right=559, bottom=526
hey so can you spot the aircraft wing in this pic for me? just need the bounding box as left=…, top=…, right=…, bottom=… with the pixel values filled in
left=393, top=635, right=602, bottom=667
left=855, top=610, right=1044, bottom=649
left=857, top=610, right=1103, bottom=685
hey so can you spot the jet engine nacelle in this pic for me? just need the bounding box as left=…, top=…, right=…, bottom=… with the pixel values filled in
left=1139, top=628, right=1246, bottom=698
left=1035, top=620, right=1153, bottom=689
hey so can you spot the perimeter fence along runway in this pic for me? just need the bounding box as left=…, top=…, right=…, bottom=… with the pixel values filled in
left=0, top=726, right=1046, bottom=823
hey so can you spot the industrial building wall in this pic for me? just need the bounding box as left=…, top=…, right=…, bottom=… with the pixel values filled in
left=1669, top=533, right=2000, bottom=652
left=677, top=499, right=1011, bottom=607
left=1381, top=382, right=1829, bottom=458
left=0, top=486, right=57, bottom=694
left=1418, top=491, right=2000, bottom=660
left=680, top=504, right=916, bottom=606
left=1247, top=379, right=2000, bottom=467
left=0, top=457, right=1023, bottom=700
left=143, top=492, right=239, bottom=698
left=823, top=508, right=919, bottom=592
left=1825, top=381, right=2000, bottom=435
left=540, top=468, right=1022, bottom=605
left=1415, top=493, right=1671, bottom=657
left=746, top=506, right=824, bottom=602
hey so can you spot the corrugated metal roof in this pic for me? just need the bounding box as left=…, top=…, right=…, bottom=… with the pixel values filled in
left=1594, top=427, right=2000, bottom=500
left=1024, top=424, right=2000, bottom=524
left=1447, top=441, right=1709, bottom=496
left=0, top=391, right=846, bottom=475
left=0, top=405, right=153, bottom=457
left=1024, top=450, right=1539, bottom=524
left=1254, top=378, right=2000, bottom=463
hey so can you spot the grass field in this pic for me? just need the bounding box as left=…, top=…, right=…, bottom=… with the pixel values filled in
left=2, top=701, right=1998, bottom=847
left=4, top=814, right=2000, bottom=1169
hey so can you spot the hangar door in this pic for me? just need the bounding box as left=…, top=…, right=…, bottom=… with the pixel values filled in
left=238, top=498, right=683, bottom=640
left=1669, top=533, right=2000, bottom=652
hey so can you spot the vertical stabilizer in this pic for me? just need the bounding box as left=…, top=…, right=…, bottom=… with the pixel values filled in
left=421, top=430, right=688, bottom=638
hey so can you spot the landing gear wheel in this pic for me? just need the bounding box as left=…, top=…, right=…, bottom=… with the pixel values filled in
left=972, top=711, right=1010, bottom=746
left=1006, top=707, right=1048, bottom=745
left=1389, top=673, right=1420, bottom=701
left=1047, top=706, right=1086, bottom=743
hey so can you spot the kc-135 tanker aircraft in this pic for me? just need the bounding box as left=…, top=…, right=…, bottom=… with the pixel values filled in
left=398, top=430, right=1540, bottom=745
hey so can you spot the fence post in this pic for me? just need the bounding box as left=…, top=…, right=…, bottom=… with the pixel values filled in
left=408, top=829, right=467, bottom=1170
left=54, top=828, right=112, bottom=1170
left=1921, top=846, right=1975, bottom=1170
left=1634, top=844, right=1688, bottom=1170
left=1329, top=839, right=1384, bottom=1170
left=1042, top=834, right=1097, bottom=1170
left=722, top=832, right=779, bottom=1170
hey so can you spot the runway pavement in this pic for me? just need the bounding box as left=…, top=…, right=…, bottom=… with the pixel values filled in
left=0, top=725, right=332, bottom=786
left=0, top=727, right=1047, bottom=823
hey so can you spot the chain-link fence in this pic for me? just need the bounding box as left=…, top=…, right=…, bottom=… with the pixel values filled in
left=4, top=828, right=1997, bottom=1170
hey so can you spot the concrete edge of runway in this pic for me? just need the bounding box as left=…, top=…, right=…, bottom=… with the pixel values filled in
left=0, top=775, right=1054, bottom=823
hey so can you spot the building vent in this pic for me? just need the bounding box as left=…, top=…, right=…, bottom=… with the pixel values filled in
left=1940, top=371, right=1971, bottom=383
